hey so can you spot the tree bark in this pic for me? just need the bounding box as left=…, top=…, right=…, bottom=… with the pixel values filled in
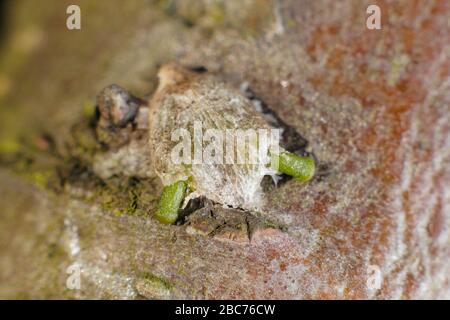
left=0, top=0, right=449, bottom=299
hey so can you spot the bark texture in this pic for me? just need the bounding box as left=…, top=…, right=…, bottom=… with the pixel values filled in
left=0, top=0, right=449, bottom=299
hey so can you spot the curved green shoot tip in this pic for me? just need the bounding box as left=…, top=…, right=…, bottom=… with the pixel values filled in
left=155, top=180, right=187, bottom=224
left=271, top=151, right=315, bottom=182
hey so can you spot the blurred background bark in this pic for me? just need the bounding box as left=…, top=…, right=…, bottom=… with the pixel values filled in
left=0, top=0, right=449, bottom=299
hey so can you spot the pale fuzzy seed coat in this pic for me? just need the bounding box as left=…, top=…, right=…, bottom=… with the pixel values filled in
left=148, top=63, right=277, bottom=210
